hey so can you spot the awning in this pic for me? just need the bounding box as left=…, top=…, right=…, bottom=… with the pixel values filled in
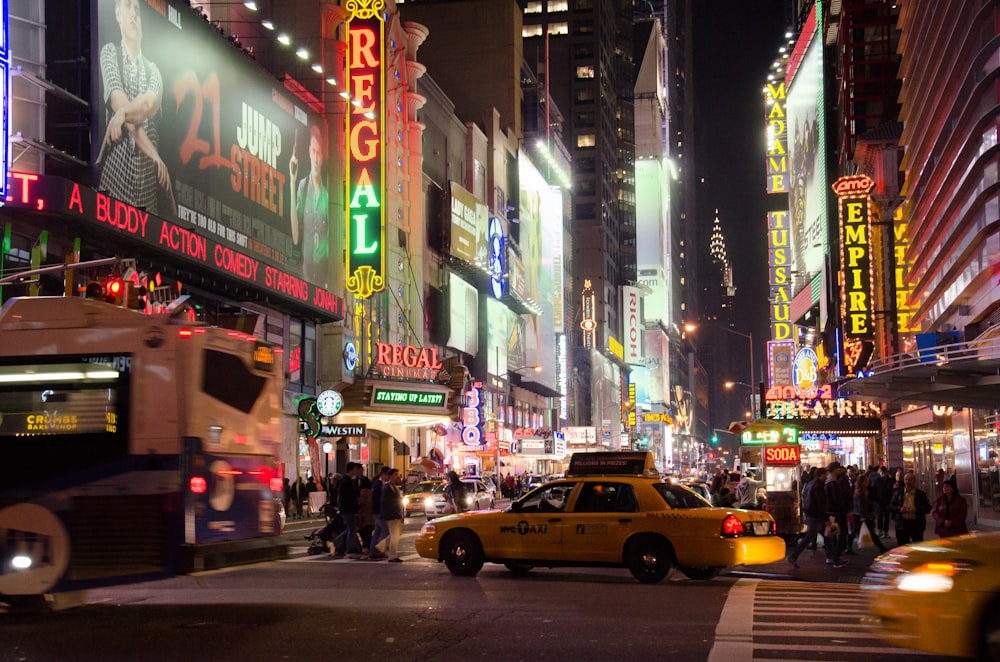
left=840, top=333, right=1000, bottom=408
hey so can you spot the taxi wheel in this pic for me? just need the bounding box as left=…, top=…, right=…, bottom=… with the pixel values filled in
left=504, top=562, right=532, bottom=575
left=442, top=530, right=484, bottom=577
left=678, top=565, right=722, bottom=580
left=626, top=535, right=675, bottom=584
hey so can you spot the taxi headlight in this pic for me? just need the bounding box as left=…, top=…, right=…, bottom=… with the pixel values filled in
left=420, top=522, right=436, bottom=536
left=11, top=554, right=32, bottom=570
left=466, top=495, right=474, bottom=506
left=424, top=497, right=435, bottom=508
left=896, top=561, right=973, bottom=593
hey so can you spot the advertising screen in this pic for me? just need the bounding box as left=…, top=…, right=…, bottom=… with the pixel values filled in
left=785, top=6, right=828, bottom=289
left=448, top=272, right=479, bottom=356
left=93, top=1, right=336, bottom=293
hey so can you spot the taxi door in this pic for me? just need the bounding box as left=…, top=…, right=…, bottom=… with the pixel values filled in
left=494, top=482, right=574, bottom=560
left=560, top=481, right=640, bottom=563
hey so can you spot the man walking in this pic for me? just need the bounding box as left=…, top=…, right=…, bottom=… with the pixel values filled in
left=333, top=462, right=362, bottom=557
left=367, top=466, right=390, bottom=560
left=823, top=462, right=849, bottom=568
left=381, top=468, right=405, bottom=563
left=788, top=467, right=842, bottom=567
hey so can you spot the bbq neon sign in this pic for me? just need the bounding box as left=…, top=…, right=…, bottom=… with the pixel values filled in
left=345, top=0, right=386, bottom=299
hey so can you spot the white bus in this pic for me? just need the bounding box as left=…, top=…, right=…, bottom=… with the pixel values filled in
left=0, top=296, right=285, bottom=600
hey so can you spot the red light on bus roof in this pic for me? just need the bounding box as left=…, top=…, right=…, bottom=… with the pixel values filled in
left=269, top=477, right=283, bottom=493
left=193, top=328, right=206, bottom=334
left=235, top=434, right=247, bottom=445
left=217, top=469, right=243, bottom=476
left=178, top=328, right=193, bottom=337
left=190, top=476, right=207, bottom=494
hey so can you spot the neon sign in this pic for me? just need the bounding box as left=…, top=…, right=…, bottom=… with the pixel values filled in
left=833, top=175, right=876, bottom=339
left=371, top=341, right=444, bottom=380
left=580, top=279, right=595, bottom=348
left=765, top=81, right=787, bottom=194
left=345, top=0, right=386, bottom=299
left=767, top=210, right=792, bottom=340
left=462, top=382, right=483, bottom=446
left=488, top=216, right=505, bottom=298
left=3, top=172, right=344, bottom=319
left=371, top=387, right=447, bottom=407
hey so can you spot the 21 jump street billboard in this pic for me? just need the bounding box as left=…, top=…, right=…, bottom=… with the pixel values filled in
left=91, top=0, right=339, bottom=304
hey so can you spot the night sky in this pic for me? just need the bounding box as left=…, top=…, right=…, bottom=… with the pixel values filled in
left=692, top=0, right=790, bottom=349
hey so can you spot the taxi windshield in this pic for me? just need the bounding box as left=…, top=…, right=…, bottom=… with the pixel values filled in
left=653, top=483, right=713, bottom=509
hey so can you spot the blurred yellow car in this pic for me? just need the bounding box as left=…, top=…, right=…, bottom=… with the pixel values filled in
left=864, top=531, right=1000, bottom=659
left=414, top=452, right=785, bottom=583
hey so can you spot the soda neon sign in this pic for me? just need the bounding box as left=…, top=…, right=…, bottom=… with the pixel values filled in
left=345, top=0, right=386, bottom=299
left=764, top=445, right=800, bottom=466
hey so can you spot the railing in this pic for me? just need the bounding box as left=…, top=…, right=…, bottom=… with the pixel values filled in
left=851, top=335, right=1000, bottom=379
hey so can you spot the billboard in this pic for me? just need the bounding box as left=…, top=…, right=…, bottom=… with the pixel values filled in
left=93, top=0, right=337, bottom=294
left=622, top=285, right=643, bottom=364
left=785, top=5, right=828, bottom=288
left=448, top=272, right=479, bottom=356
left=449, top=182, right=488, bottom=265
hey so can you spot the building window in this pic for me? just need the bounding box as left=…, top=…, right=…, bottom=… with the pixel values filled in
left=576, top=65, right=595, bottom=79
left=577, top=134, right=595, bottom=148
left=525, top=1, right=542, bottom=13
left=575, top=88, right=595, bottom=103
left=548, top=22, right=568, bottom=35
left=523, top=24, right=543, bottom=38
left=549, top=0, right=568, bottom=11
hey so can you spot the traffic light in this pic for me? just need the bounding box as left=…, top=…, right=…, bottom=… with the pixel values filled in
left=104, top=277, right=124, bottom=305
left=711, top=432, right=719, bottom=445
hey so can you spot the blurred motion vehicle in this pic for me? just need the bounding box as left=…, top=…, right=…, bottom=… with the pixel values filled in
left=415, top=452, right=784, bottom=583
left=404, top=480, right=442, bottom=517
left=680, top=479, right=712, bottom=502
left=524, top=475, right=546, bottom=492
left=864, top=531, right=1000, bottom=659
left=0, top=296, right=285, bottom=603
left=424, top=479, right=495, bottom=520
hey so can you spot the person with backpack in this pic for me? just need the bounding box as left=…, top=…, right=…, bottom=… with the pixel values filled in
left=787, top=467, right=840, bottom=568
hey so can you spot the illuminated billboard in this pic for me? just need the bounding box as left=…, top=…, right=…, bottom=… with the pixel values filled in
left=93, top=1, right=336, bottom=294
left=767, top=210, right=793, bottom=340
left=765, top=80, right=788, bottom=194
left=785, top=5, right=828, bottom=290
left=344, top=1, right=386, bottom=299
left=833, top=175, right=875, bottom=340
left=449, top=182, right=487, bottom=265
left=448, top=272, right=478, bottom=356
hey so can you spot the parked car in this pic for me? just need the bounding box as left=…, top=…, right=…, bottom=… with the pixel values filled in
left=523, top=474, right=546, bottom=492
left=464, top=474, right=498, bottom=496
left=424, top=479, right=495, bottom=520
left=403, top=480, right=442, bottom=517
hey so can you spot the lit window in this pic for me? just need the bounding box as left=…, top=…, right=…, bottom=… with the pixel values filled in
left=525, top=1, right=542, bottom=13
left=577, top=134, right=595, bottom=148
left=549, top=0, right=568, bottom=11
left=548, top=22, right=568, bottom=35
left=523, top=24, right=543, bottom=38
left=576, top=65, right=595, bottom=79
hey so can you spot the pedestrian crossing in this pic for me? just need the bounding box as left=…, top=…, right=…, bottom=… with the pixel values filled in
left=709, top=580, right=948, bottom=661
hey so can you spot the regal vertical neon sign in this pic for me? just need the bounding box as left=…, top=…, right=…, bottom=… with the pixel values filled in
left=345, top=0, right=386, bottom=299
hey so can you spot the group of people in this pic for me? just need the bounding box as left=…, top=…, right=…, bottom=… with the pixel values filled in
left=284, top=464, right=406, bottom=562
left=786, top=461, right=969, bottom=569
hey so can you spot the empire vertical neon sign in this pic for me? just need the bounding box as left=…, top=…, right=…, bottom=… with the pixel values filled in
left=345, top=0, right=386, bottom=299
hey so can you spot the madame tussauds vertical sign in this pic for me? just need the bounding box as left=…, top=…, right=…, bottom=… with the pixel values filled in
left=345, top=0, right=386, bottom=299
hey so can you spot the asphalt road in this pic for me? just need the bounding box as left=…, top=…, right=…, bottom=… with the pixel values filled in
left=0, top=516, right=965, bottom=662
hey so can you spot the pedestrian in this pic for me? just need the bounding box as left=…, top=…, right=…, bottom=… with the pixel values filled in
left=932, top=476, right=969, bottom=538
left=292, top=474, right=306, bottom=519
left=381, top=468, right=405, bottom=562
left=736, top=469, right=765, bottom=509
left=872, top=465, right=893, bottom=538
left=445, top=470, right=468, bottom=513
left=368, top=466, right=390, bottom=560
left=333, top=462, right=362, bottom=557
left=281, top=476, right=292, bottom=520
left=848, top=472, right=889, bottom=554
left=711, top=486, right=733, bottom=508
left=787, top=467, right=845, bottom=568
left=357, top=475, right=374, bottom=554
left=823, top=462, right=849, bottom=566
left=505, top=473, right=516, bottom=499
left=890, top=471, right=932, bottom=546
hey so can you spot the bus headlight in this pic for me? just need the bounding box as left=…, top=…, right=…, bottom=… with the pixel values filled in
left=11, top=554, right=32, bottom=570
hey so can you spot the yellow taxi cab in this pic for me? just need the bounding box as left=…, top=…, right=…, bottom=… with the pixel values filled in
left=863, top=531, right=1000, bottom=659
left=414, top=451, right=786, bottom=583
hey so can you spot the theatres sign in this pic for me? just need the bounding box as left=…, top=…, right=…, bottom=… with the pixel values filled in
left=767, top=398, right=884, bottom=420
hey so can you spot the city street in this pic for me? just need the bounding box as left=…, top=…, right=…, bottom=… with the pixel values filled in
left=1, top=516, right=964, bottom=662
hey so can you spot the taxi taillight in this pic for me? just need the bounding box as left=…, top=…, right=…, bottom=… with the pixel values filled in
left=720, top=515, right=746, bottom=537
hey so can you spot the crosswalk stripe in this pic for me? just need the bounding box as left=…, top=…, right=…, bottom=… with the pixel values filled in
left=708, top=579, right=939, bottom=660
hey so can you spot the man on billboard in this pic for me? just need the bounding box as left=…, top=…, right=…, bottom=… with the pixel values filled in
left=97, top=0, right=174, bottom=217
left=289, top=124, right=330, bottom=289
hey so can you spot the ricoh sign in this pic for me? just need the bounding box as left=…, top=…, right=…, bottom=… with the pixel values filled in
left=622, top=285, right=643, bottom=365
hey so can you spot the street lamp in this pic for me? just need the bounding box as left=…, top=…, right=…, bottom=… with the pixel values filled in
left=685, top=322, right=756, bottom=418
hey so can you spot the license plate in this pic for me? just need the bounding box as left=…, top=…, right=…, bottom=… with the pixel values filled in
left=752, top=521, right=770, bottom=535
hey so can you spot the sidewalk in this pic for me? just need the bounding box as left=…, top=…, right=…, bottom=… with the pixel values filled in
left=724, top=537, right=887, bottom=584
